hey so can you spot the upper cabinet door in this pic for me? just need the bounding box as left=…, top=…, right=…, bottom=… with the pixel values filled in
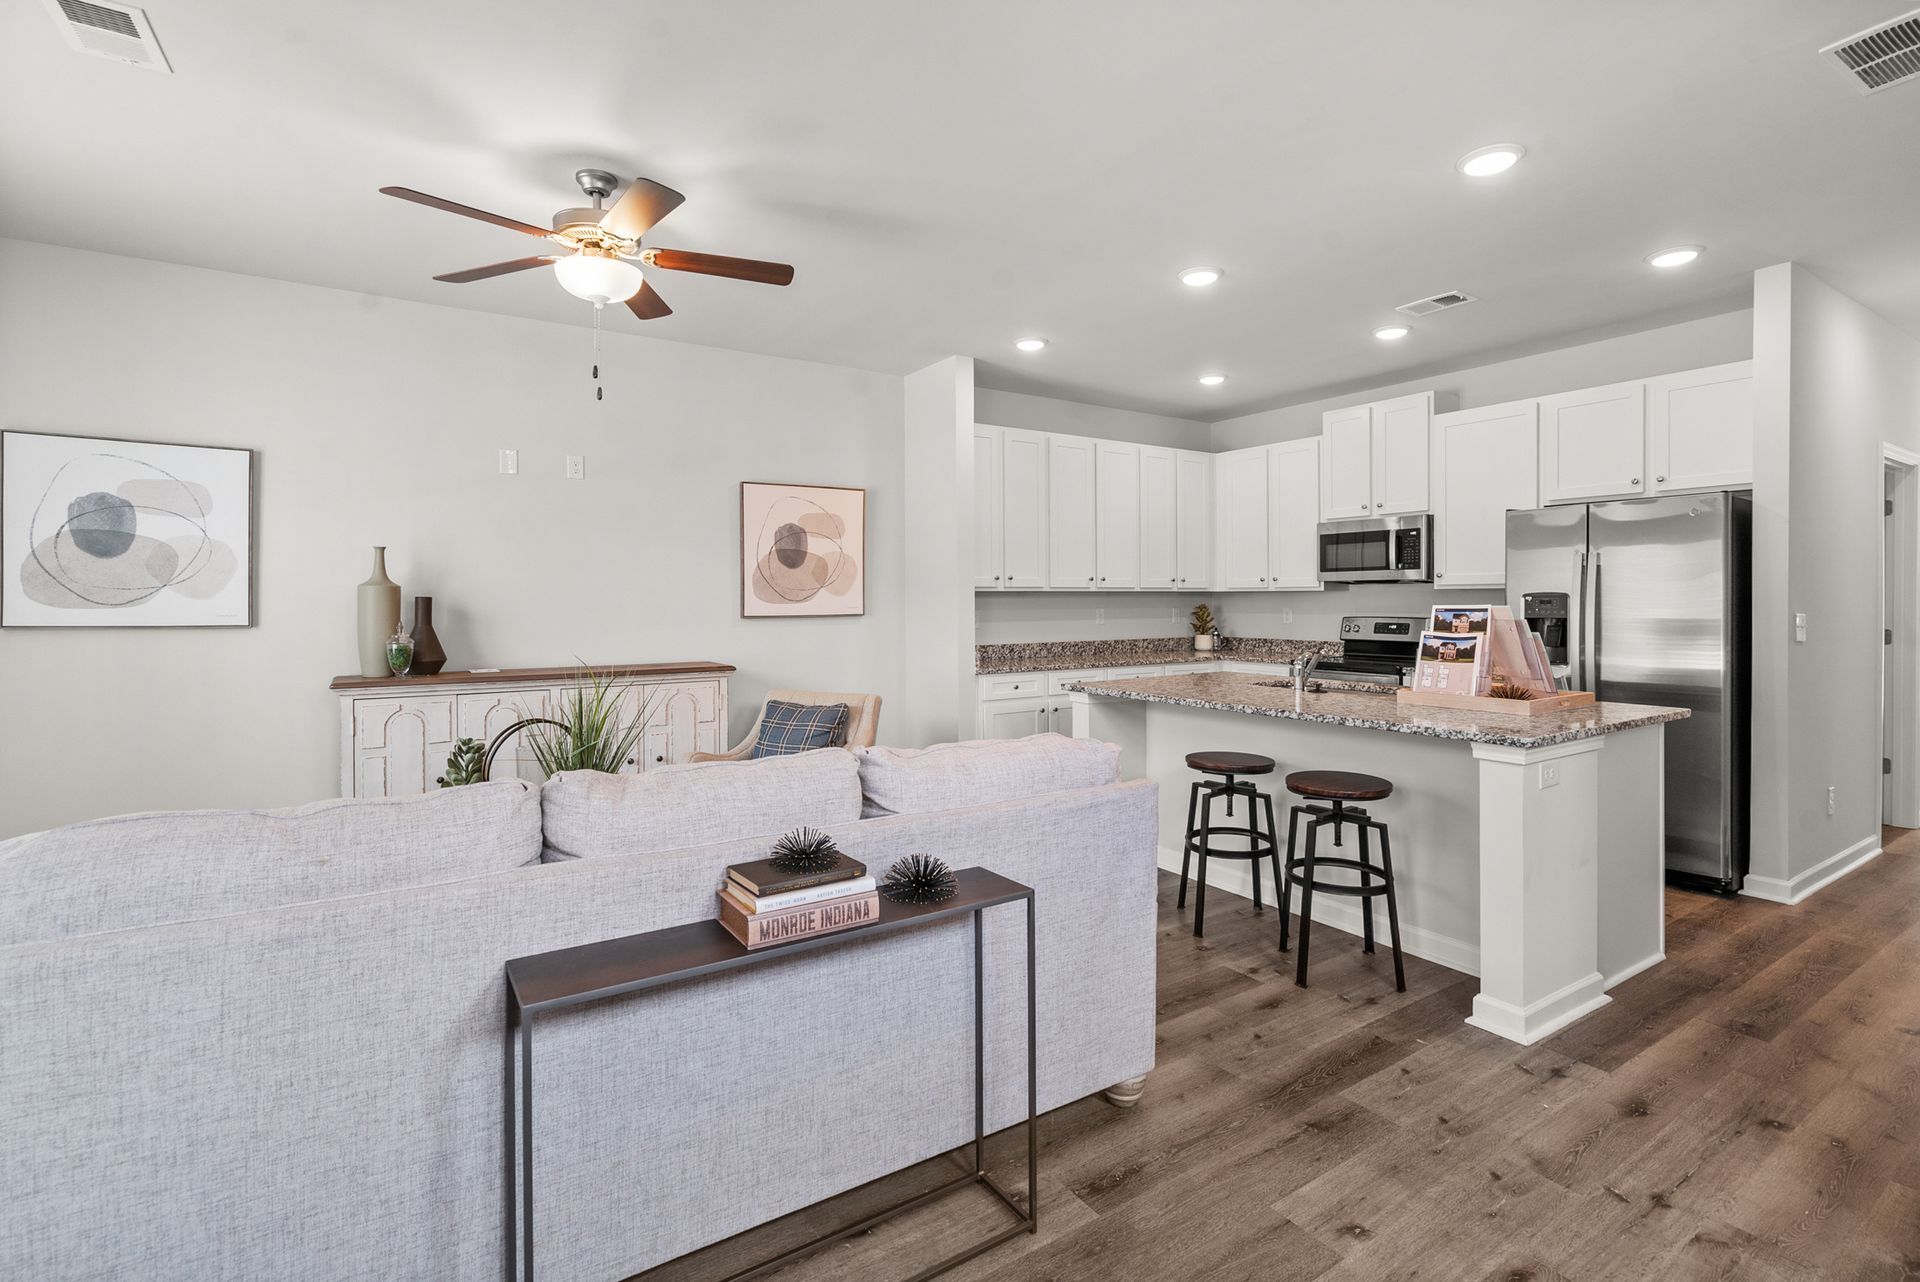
left=1371, top=392, right=1433, bottom=515
left=1174, top=450, right=1213, bottom=590
left=1431, top=400, right=1539, bottom=588
left=1048, top=434, right=1099, bottom=588
left=1000, top=428, right=1048, bottom=588
left=1319, top=405, right=1374, bottom=518
left=1539, top=380, right=1646, bottom=504
left=1094, top=440, right=1142, bottom=589
left=1646, top=360, right=1753, bottom=494
left=972, top=424, right=1003, bottom=589
left=1215, top=449, right=1270, bottom=589
left=1268, top=437, right=1324, bottom=590
left=1137, top=445, right=1177, bottom=590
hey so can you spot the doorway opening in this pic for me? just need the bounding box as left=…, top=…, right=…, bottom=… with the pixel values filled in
left=1884, top=444, right=1919, bottom=830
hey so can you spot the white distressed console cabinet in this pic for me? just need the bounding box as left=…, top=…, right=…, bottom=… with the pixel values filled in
left=331, top=662, right=734, bottom=798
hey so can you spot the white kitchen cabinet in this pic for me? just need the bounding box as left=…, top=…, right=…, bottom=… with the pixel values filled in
left=1646, top=360, right=1753, bottom=494
left=980, top=697, right=1048, bottom=739
left=1175, top=450, right=1213, bottom=590
left=1432, top=399, right=1539, bottom=588
left=1267, top=437, right=1324, bottom=590
left=1372, top=392, right=1434, bottom=515
left=1138, top=446, right=1178, bottom=590
left=1540, top=380, right=1647, bottom=504
left=972, top=424, right=1002, bottom=588
left=1000, top=428, right=1048, bottom=588
left=1215, top=447, right=1271, bottom=589
left=1047, top=434, right=1098, bottom=588
left=1094, top=440, right=1141, bottom=589
left=1319, top=405, right=1374, bottom=519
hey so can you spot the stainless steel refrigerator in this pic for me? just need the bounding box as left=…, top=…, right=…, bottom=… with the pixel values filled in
left=1506, top=492, right=1751, bottom=892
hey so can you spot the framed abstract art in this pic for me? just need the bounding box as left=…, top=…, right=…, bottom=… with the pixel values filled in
left=1, top=430, right=255, bottom=628
left=739, top=481, right=865, bottom=618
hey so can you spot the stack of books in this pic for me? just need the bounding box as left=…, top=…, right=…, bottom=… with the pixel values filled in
left=716, top=852, right=878, bottom=950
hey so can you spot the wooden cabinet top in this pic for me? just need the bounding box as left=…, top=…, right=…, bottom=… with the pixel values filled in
left=329, top=661, right=736, bottom=692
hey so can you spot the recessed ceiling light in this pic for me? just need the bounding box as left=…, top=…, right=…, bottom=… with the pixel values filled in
left=1646, top=245, right=1703, bottom=269
left=1198, top=373, right=1227, bottom=387
left=1179, top=267, right=1223, bottom=288
left=1456, top=143, right=1525, bottom=177
left=1013, top=336, right=1047, bottom=352
left=1373, top=325, right=1411, bottom=341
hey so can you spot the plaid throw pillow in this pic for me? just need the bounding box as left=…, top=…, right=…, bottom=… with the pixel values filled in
left=748, top=700, right=852, bottom=759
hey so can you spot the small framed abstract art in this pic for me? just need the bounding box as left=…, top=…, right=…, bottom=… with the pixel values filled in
left=740, top=481, right=865, bottom=618
left=1, top=430, right=255, bottom=628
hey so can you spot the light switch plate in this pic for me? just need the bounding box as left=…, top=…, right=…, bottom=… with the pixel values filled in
left=1095, top=608, right=1106, bottom=626
left=1794, top=612, right=1808, bottom=643
left=497, top=449, right=517, bottom=475
left=565, top=455, right=585, bottom=480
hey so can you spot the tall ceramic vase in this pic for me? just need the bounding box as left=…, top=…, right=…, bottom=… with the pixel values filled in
left=356, top=547, right=401, bottom=678
left=411, top=595, right=447, bottom=675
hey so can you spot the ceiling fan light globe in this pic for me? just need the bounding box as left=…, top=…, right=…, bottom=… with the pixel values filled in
left=554, top=252, right=643, bottom=304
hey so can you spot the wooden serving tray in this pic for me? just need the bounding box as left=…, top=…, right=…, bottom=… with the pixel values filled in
left=1396, top=687, right=1597, bottom=716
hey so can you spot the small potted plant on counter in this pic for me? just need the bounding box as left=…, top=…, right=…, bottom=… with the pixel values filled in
left=1190, top=603, right=1216, bottom=652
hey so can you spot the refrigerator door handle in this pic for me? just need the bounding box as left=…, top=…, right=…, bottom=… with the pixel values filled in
left=1590, top=551, right=1603, bottom=694
left=1576, top=550, right=1590, bottom=690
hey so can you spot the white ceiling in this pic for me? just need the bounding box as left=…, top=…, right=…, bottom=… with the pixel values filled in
left=4, top=1, right=1917, bottom=420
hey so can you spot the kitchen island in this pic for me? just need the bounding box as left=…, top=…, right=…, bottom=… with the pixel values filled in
left=1070, top=671, right=1690, bottom=1045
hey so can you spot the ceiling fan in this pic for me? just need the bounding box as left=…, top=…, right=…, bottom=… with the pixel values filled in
left=379, top=169, right=794, bottom=320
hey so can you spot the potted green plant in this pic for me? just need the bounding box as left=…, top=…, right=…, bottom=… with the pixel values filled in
left=437, top=666, right=660, bottom=785
left=1190, top=603, right=1216, bottom=652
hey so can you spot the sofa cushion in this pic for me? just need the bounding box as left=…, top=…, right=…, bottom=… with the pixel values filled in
left=540, top=747, right=864, bottom=861
left=0, top=780, right=542, bottom=946
left=749, top=700, right=851, bottom=759
left=854, top=733, right=1122, bottom=818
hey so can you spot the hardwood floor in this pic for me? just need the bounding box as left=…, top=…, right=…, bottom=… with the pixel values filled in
left=645, top=828, right=1920, bottom=1281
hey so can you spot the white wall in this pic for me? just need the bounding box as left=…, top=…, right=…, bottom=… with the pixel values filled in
left=973, top=387, right=1206, bottom=448
left=0, top=239, right=906, bottom=838
left=1748, top=264, right=1920, bottom=897
left=1211, top=310, right=1755, bottom=451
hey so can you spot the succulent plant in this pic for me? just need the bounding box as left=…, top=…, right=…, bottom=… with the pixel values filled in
left=437, top=737, right=486, bottom=787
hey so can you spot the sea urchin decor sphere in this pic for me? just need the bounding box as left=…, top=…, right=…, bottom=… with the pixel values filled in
left=769, top=826, right=841, bottom=872
left=880, top=853, right=958, bottom=904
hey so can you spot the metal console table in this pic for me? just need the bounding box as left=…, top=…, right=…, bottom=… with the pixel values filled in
left=504, top=866, right=1037, bottom=1282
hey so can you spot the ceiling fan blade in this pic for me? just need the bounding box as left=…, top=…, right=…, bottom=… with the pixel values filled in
left=600, top=177, right=687, bottom=241
left=432, top=256, right=556, bottom=283
left=626, top=280, right=672, bottom=320
left=379, top=186, right=553, bottom=239
left=644, top=248, right=795, bottom=287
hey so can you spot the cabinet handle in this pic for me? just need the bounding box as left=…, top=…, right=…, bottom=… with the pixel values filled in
left=626, top=757, right=636, bottom=765
left=655, top=755, right=665, bottom=764
left=1655, top=475, right=1666, bottom=483
left=993, top=574, right=1000, bottom=581
left=1087, top=576, right=1094, bottom=583
left=1631, top=477, right=1641, bottom=486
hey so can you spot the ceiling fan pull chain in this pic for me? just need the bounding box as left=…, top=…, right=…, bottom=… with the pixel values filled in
left=592, top=303, right=604, bottom=402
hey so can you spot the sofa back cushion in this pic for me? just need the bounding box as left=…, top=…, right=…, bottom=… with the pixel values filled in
left=540, top=747, right=864, bottom=861
left=854, top=733, right=1122, bottom=818
left=0, top=781, right=542, bottom=946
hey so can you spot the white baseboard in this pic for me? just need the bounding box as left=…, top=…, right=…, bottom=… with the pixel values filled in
left=1466, top=971, right=1610, bottom=1046
left=1156, top=846, right=1480, bottom=977
left=1603, top=951, right=1665, bottom=990
left=1740, top=834, right=1882, bottom=905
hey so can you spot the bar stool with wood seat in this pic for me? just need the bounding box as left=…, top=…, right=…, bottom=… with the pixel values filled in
left=1278, top=769, right=1405, bottom=991
left=1179, top=750, right=1281, bottom=938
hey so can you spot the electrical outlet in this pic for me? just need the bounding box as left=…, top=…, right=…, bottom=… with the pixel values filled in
left=497, top=449, right=517, bottom=475
left=1827, top=785, right=1836, bottom=815
left=1095, top=608, right=1106, bottom=626
left=1283, top=608, right=1294, bottom=625
left=1794, top=612, right=1808, bottom=643
left=565, top=455, right=584, bottom=480
left=1539, top=763, right=1560, bottom=790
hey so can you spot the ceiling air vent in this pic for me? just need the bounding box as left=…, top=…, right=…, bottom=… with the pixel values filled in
left=41, top=0, right=171, bottom=72
left=1395, top=290, right=1478, bottom=319
left=1822, top=8, right=1920, bottom=94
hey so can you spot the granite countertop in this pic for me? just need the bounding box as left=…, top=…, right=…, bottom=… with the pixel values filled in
left=1066, top=670, right=1690, bottom=749
left=976, top=636, right=1341, bottom=675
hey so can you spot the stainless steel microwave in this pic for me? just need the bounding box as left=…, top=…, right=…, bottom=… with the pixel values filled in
left=1316, top=514, right=1434, bottom=583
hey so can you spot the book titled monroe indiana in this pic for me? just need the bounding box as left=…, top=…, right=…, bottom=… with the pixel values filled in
left=717, top=889, right=880, bottom=949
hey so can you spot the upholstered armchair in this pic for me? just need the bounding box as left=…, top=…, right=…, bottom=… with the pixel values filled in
left=687, top=689, right=882, bottom=762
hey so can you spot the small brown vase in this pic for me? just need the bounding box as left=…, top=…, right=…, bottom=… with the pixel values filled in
left=411, top=595, right=447, bottom=675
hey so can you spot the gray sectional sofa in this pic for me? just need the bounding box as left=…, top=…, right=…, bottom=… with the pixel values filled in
left=0, top=736, right=1158, bottom=1281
